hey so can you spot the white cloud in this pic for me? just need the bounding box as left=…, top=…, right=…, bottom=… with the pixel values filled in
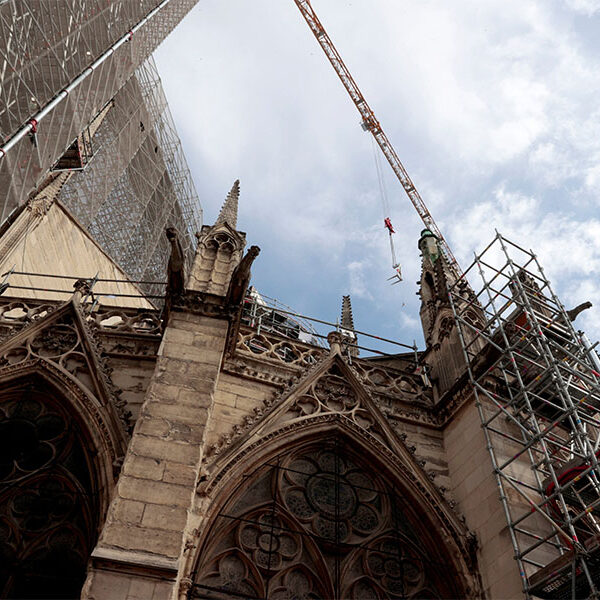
left=155, top=0, right=600, bottom=349
left=399, top=312, right=420, bottom=332
left=449, top=186, right=600, bottom=339
left=347, top=260, right=374, bottom=301
left=563, top=0, right=600, bottom=15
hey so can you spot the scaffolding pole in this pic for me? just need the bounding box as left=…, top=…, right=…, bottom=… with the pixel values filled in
left=449, top=232, right=600, bottom=599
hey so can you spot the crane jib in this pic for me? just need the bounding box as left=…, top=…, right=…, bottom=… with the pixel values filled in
left=294, top=0, right=461, bottom=276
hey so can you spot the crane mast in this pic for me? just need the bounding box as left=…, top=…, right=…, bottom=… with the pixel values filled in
left=293, top=0, right=461, bottom=274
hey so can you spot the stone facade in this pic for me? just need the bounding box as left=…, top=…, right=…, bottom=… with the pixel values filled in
left=0, top=186, right=540, bottom=599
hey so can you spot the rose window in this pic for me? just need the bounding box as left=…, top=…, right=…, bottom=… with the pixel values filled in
left=281, top=450, right=381, bottom=543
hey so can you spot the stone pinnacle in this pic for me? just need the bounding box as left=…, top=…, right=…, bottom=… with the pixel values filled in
left=215, top=179, right=240, bottom=228
left=341, top=295, right=355, bottom=331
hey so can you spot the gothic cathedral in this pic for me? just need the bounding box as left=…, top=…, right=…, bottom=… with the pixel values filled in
left=1, top=183, right=534, bottom=599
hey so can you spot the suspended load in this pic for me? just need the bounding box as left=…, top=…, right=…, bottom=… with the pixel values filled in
left=384, top=217, right=402, bottom=284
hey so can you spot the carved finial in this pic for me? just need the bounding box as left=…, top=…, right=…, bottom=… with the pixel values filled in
left=340, top=295, right=359, bottom=358
left=215, top=179, right=240, bottom=228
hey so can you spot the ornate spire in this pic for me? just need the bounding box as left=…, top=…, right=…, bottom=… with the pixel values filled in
left=215, top=179, right=240, bottom=228
left=341, top=295, right=355, bottom=331
left=340, top=295, right=359, bottom=358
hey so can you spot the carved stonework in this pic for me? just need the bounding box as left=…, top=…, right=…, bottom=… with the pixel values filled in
left=88, top=308, right=162, bottom=336
left=0, top=299, right=132, bottom=437
left=31, top=326, right=78, bottom=356
left=236, top=328, right=326, bottom=369
left=437, top=316, right=455, bottom=342
left=284, top=363, right=386, bottom=443
left=172, top=290, right=235, bottom=320
left=193, top=441, right=470, bottom=599
left=350, top=360, right=429, bottom=404
left=27, top=195, right=53, bottom=217
left=223, top=356, right=297, bottom=388
left=0, top=297, right=162, bottom=345
left=188, top=222, right=245, bottom=297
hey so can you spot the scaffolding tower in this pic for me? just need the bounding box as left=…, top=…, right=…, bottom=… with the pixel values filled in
left=449, top=232, right=600, bottom=598
left=59, top=56, right=202, bottom=297
left=0, top=0, right=199, bottom=215
left=0, top=1, right=201, bottom=295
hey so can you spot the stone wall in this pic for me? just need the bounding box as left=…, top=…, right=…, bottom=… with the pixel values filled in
left=444, top=398, right=523, bottom=598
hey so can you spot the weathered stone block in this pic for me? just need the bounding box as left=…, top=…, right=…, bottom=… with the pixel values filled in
left=123, top=454, right=165, bottom=481
left=192, top=333, right=228, bottom=351
left=218, top=377, right=268, bottom=396
left=152, top=581, right=174, bottom=600
left=126, top=579, right=156, bottom=600
left=167, top=421, right=204, bottom=444
left=155, top=357, right=189, bottom=377
left=149, top=382, right=180, bottom=403
left=178, top=388, right=212, bottom=408
left=142, top=504, right=188, bottom=531
left=213, top=390, right=238, bottom=408
left=164, top=327, right=195, bottom=347
left=118, top=475, right=190, bottom=507
left=234, top=393, right=266, bottom=412
left=102, top=524, right=182, bottom=558
left=144, top=401, right=208, bottom=426
left=130, top=434, right=201, bottom=466
left=84, top=570, right=132, bottom=599
left=136, top=417, right=171, bottom=438
left=163, top=462, right=197, bottom=486
left=112, top=499, right=145, bottom=525
left=163, top=343, right=223, bottom=365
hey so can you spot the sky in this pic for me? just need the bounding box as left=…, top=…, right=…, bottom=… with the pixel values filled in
left=155, top=0, right=600, bottom=352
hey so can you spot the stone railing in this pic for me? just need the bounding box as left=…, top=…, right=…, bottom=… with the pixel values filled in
left=0, top=296, right=163, bottom=341
left=236, top=326, right=326, bottom=368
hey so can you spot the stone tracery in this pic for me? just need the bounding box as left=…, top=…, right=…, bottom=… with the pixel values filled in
left=192, top=440, right=464, bottom=599
left=0, top=381, right=101, bottom=598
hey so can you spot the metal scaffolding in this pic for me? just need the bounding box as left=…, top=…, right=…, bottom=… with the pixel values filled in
left=0, top=0, right=198, bottom=215
left=59, top=55, right=202, bottom=297
left=0, top=1, right=201, bottom=296
left=449, top=232, right=600, bottom=599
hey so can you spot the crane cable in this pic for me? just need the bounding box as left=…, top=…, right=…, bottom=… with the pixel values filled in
left=371, top=137, right=401, bottom=282
left=372, top=135, right=390, bottom=219
left=293, top=0, right=460, bottom=278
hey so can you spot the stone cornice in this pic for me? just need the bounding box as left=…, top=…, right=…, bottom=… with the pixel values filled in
left=90, top=547, right=178, bottom=580
left=172, top=290, right=236, bottom=320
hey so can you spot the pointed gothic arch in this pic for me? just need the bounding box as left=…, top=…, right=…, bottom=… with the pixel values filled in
left=191, top=416, right=477, bottom=599
left=0, top=361, right=123, bottom=598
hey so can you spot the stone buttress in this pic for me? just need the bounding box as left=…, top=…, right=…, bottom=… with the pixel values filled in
left=82, top=181, right=254, bottom=599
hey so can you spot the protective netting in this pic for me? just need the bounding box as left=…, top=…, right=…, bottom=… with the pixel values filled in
left=0, top=1, right=202, bottom=295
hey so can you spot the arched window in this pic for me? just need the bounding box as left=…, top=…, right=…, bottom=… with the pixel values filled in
left=0, top=377, right=101, bottom=599
left=192, top=437, right=465, bottom=599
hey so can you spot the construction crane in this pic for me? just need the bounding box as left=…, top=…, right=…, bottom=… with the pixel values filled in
left=293, top=0, right=461, bottom=276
